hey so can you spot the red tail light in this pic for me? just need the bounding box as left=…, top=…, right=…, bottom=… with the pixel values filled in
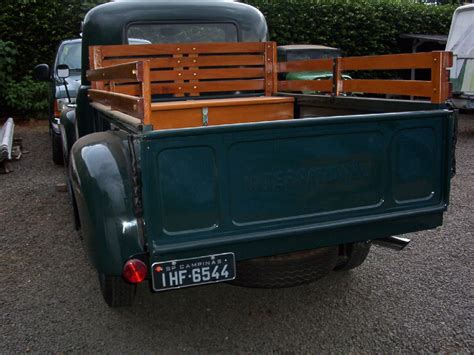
left=54, top=100, right=61, bottom=118
left=122, top=259, right=147, bottom=284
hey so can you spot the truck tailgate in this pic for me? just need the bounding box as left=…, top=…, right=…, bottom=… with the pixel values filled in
left=140, top=110, right=454, bottom=261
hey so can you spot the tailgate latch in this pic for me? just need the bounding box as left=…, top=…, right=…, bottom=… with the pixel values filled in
left=202, top=107, right=208, bottom=126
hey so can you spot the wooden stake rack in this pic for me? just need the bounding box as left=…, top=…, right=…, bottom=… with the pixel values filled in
left=87, top=41, right=452, bottom=130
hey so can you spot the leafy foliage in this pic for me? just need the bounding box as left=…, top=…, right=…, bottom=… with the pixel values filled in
left=0, top=0, right=105, bottom=117
left=247, top=0, right=456, bottom=57
left=3, top=77, right=49, bottom=116
left=0, top=40, right=48, bottom=117
left=0, top=41, right=17, bottom=86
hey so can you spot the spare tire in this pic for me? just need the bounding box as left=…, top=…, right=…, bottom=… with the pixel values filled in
left=232, top=246, right=339, bottom=288
left=334, top=241, right=372, bottom=271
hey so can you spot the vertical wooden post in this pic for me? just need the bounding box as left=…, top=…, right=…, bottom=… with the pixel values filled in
left=89, top=46, right=104, bottom=90
left=189, top=51, right=199, bottom=97
left=332, top=57, right=342, bottom=96
left=271, top=42, right=278, bottom=94
left=264, top=42, right=277, bottom=96
left=174, top=49, right=185, bottom=97
left=431, top=51, right=452, bottom=104
left=139, top=60, right=151, bottom=125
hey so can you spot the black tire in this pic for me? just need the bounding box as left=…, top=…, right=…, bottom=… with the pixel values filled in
left=232, top=247, right=339, bottom=288
left=51, top=132, right=64, bottom=165
left=99, top=274, right=136, bottom=307
left=334, top=241, right=371, bottom=271
left=67, top=179, right=81, bottom=231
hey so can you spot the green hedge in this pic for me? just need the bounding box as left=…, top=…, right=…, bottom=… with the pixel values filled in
left=0, top=0, right=456, bottom=118
left=248, top=0, right=456, bottom=57
left=0, top=0, right=105, bottom=118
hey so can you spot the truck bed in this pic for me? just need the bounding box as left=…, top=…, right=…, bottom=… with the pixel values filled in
left=80, top=41, right=455, bottom=264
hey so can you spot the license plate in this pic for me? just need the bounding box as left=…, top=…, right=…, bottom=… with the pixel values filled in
left=151, top=253, right=236, bottom=291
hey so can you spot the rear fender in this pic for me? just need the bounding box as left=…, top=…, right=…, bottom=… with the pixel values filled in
left=69, top=131, right=144, bottom=275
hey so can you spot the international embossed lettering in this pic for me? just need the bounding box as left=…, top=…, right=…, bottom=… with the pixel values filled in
left=243, top=160, right=372, bottom=193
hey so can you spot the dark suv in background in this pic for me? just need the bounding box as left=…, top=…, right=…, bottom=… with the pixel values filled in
left=34, top=38, right=81, bottom=164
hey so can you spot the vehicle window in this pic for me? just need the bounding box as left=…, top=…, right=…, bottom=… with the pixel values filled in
left=127, top=23, right=238, bottom=44
left=58, top=43, right=81, bottom=71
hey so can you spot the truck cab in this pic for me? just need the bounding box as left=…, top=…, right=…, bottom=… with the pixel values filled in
left=68, top=1, right=455, bottom=307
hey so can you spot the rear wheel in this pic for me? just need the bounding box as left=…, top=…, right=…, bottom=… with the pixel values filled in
left=334, top=241, right=372, bottom=271
left=232, top=247, right=339, bottom=288
left=99, top=273, right=136, bottom=307
left=51, top=132, right=64, bottom=165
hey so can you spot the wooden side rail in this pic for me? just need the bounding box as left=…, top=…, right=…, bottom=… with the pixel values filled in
left=277, top=51, right=453, bottom=103
left=86, top=42, right=452, bottom=131
left=86, top=61, right=151, bottom=121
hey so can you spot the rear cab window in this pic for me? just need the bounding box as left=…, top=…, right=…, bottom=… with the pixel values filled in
left=127, top=23, right=238, bottom=44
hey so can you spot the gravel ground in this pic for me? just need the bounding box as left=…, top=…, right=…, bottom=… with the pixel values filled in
left=1, top=115, right=473, bottom=353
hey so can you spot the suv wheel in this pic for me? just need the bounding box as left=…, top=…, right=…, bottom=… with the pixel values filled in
left=52, top=132, right=64, bottom=165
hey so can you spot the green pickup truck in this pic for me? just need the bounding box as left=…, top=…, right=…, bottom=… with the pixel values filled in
left=63, top=1, right=455, bottom=307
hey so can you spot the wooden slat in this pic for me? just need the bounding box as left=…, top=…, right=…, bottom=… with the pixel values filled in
left=278, top=58, right=333, bottom=73
left=90, top=102, right=143, bottom=130
left=151, top=96, right=294, bottom=111
left=86, top=61, right=140, bottom=82
left=343, top=80, right=433, bottom=97
left=341, top=52, right=434, bottom=71
left=153, top=80, right=265, bottom=95
left=278, top=80, right=333, bottom=93
left=102, top=55, right=265, bottom=69
left=98, top=42, right=268, bottom=58
left=149, top=67, right=265, bottom=81
left=88, top=89, right=144, bottom=119
left=150, top=102, right=294, bottom=130
left=114, top=80, right=265, bottom=96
